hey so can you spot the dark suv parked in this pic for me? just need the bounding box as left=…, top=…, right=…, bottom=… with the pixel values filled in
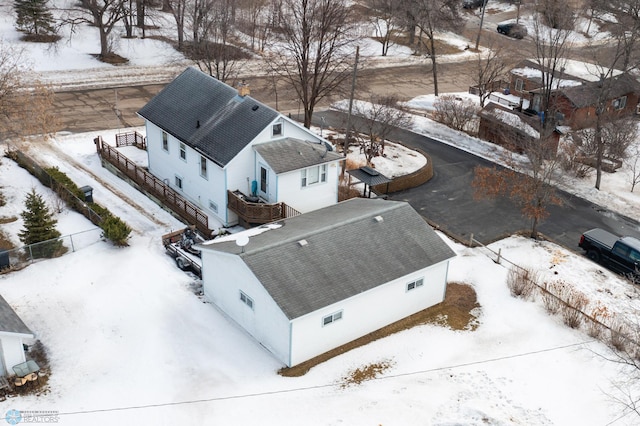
left=496, top=23, right=527, bottom=39
left=463, top=0, right=488, bottom=8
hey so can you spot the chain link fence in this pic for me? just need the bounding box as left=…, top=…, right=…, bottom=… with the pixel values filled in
left=0, top=228, right=103, bottom=273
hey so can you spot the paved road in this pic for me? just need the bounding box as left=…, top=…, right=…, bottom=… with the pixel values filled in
left=314, top=110, right=640, bottom=249
left=51, top=62, right=477, bottom=134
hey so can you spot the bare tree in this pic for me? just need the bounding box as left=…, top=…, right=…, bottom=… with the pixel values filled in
left=265, top=0, right=355, bottom=128
left=472, top=40, right=510, bottom=107
left=582, top=0, right=640, bottom=189
left=236, top=0, right=268, bottom=50
left=401, top=0, right=463, bottom=96
left=352, top=95, right=411, bottom=164
left=576, top=117, right=637, bottom=164
left=473, top=121, right=563, bottom=239
left=64, top=0, right=127, bottom=58
left=433, top=95, right=479, bottom=134
left=121, top=0, right=136, bottom=38
left=0, top=42, right=58, bottom=140
left=625, top=143, right=640, bottom=192
left=366, top=0, right=401, bottom=56
left=193, top=0, right=244, bottom=82
left=166, top=0, right=188, bottom=50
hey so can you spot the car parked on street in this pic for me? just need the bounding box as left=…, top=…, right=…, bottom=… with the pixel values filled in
left=463, top=0, right=488, bottom=8
left=496, top=23, right=527, bottom=39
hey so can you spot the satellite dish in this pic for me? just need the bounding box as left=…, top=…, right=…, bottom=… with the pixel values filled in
left=236, top=235, right=250, bottom=248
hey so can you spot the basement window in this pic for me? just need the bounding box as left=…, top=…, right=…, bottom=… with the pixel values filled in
left=406, top=278, right=424, bottom=292
left=322, top=310, right=343, bottom=326
left=240, top=291, right=254, bottom=309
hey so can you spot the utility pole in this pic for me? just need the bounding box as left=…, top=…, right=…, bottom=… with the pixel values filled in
left=343, top=45, right=360, bottom=156
left=475, top=1, right=488, bottom=50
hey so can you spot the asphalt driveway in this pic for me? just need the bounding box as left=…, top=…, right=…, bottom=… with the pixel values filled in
left=314, top=110, right=640, bottom=250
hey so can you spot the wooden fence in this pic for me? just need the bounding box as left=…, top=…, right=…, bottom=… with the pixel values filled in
left=96, top=137, right=210, bottom=236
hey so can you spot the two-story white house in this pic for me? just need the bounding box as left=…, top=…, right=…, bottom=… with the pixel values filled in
left=198, top=198, right=456, bottom=367
left=138, top=67, right=344, bottom=227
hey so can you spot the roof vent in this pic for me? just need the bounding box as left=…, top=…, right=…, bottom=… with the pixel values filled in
left=374, top=215, right=383, bottom=223
left=252, top=105, right=259, bottom=111
left=196, top=120, right=200, bottom=128
left=298, top=239, right=308, bottom=247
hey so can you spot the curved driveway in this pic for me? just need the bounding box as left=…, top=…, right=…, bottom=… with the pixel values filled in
left=315, top=110, right=640, bottom=250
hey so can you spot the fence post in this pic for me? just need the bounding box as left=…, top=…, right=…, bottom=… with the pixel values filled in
left=469, top=233, right=474, bottom=247
left=496, top=248, right=501, bottom=264
left=70, top=234, right=76, bottom=252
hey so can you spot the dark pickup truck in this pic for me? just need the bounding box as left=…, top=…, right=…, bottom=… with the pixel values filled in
left=579, top=228, right=640, bottom=278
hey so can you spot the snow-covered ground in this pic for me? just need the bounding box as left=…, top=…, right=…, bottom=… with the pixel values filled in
left=1, top=3, right=639, bottom=425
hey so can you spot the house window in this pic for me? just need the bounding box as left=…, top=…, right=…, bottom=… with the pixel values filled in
left=260, top=167, right=267, bottom=193
left=175, top=175, right=183, bottom=190
left=180, top=143, right=187, bottom=160
left=515, top=78, right=524, bottom=92
left=272, top=122, right=282, bottom=137
left=240, top=291, right=254, bottom=309
left=162, top=131, right=168, bottom=151
left=322, top=310, right=343, bottom=326
left=209, top=200, right=218, bottom=213
left=406, top=278, right=424, bottom=292
left=200, top=155, right=207, bottom=178
left=301, top=164, right=327, bottom=187
left=612, top=96, right=627, bottom=110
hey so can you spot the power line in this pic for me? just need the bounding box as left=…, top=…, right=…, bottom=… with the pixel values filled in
left=55, top=339, right=593, bottom=418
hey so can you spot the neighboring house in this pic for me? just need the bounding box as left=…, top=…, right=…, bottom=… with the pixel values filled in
left=198, top=198, right=456, bottom=367
left=478, top=103, right=560, bottom=154
left=0, top=295, right=33, bottom=376
left=507, top=59, right=640, bottom=128
left=138, top=67, right=343, bottom=228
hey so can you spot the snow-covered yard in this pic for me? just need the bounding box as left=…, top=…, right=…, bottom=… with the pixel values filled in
left=0, top=125, right=638, bottom=426
left=0, top=2, right=639, bottom=425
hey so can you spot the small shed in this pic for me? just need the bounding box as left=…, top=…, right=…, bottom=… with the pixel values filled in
left=0, top=295, right=34, bottom=376
left=347, top=166, right=392, bottom=197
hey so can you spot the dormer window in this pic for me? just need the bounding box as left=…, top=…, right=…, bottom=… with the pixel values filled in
left=272, top=122, right=282, bottom=137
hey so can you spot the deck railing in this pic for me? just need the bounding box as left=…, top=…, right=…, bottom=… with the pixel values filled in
left=227, top=190, right=301, bottom=224
left=96, top=136, right=210, bottom=236
left=115, top=131, right=146, bottom=150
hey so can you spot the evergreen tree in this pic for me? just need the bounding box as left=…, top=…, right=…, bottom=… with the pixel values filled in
left=14, top=0, right=56, bottom=36
left=18, top=189, right=63, bottom=258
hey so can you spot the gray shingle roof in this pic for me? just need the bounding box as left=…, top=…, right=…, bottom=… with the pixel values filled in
left=0, top=295, right=33, bottom=336
left=138, top=67, right=280, bottom=167
left=253, top=138, right=343, bottom=173
left=203, top=198, right=456, bottom=319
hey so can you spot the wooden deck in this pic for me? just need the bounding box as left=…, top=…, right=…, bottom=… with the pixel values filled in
left=227, top=190, right=301, bottom=225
